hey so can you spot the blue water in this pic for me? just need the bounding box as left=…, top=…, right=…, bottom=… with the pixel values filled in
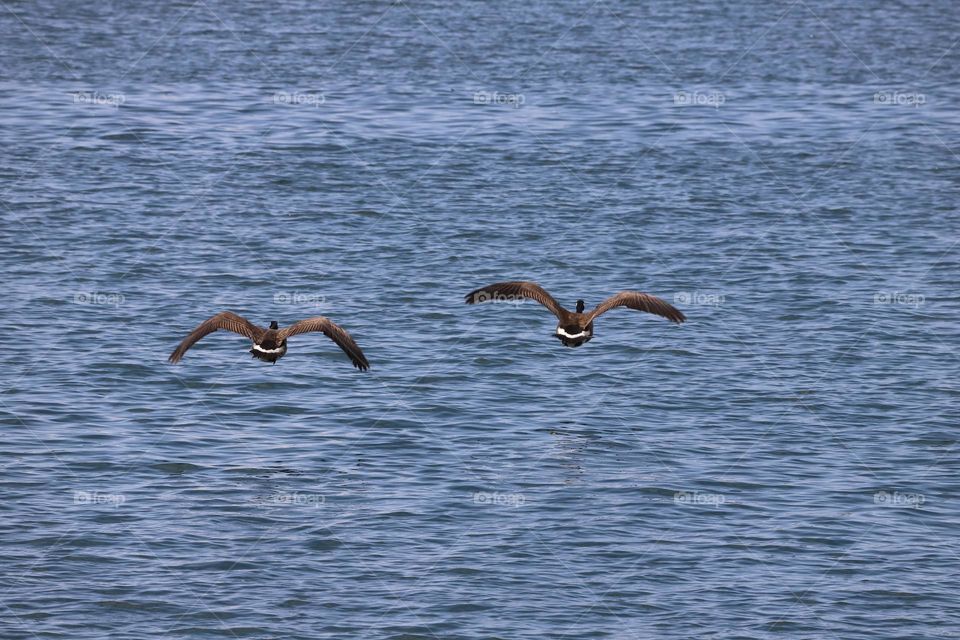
left=2, top=1, right=959, bottom=638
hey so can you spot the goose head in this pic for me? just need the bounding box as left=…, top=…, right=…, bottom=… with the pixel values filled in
left=575, top=300, right=585, bottom=314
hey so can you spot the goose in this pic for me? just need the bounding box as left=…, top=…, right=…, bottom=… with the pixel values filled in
left=464, top=281, right=685, bottom=347
left=168, top=311, right=369, bottom=370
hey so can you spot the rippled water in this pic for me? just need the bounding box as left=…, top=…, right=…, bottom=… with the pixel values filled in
left=2, top=1, right=959, bottom=638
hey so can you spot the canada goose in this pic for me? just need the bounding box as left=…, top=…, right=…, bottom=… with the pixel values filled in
left=168, top=311, right=369, bottom=370
left=464, top=281, right=685, bottom=347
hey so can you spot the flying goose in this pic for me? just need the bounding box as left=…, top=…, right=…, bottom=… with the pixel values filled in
left=168, top=311, right=369, bottom=370
left=464, top=281, right=685, bottom=347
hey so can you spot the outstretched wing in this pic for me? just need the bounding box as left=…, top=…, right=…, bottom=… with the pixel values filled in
left=586, top=292, right=686, bottom=324
left=169, top=311, right=264, bottom=363
left=278, top=317, right=369, bottom=371
left=464, top=281, right=566, bottom=318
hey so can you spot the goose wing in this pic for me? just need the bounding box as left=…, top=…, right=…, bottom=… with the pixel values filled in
left=169, top=311, right=265, bottom=363
left=464, top=281, right=566, bottom=318
left=586, top=291, right=686, bottom=324
left=278, top=317, right=369, bottom=371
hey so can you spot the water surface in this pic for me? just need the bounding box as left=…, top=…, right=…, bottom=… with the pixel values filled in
left=2, top=1, right=959, bottom=638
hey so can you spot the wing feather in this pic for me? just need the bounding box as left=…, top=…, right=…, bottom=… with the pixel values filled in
left=464, top=281, right=566, bottom=318
left=169, top=312, right=264, bottom=363
left=278, top=317, right=369, bottom=371
left=586, top=292, right=686, bottom=324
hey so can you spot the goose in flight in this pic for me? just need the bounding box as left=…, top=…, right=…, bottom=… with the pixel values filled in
left=465, top=281, right=685, bottom=347
left=168, top=311, right=369, bottom=370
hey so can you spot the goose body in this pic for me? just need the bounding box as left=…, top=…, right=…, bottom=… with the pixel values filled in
left=248, top=324, right=288, bottom=363
left=465, top=281, right=685, bottom=348
left=168, top=312, right=369, bottom=370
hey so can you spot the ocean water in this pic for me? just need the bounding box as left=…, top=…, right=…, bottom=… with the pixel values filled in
left=2, top=1, right=959, bottom=638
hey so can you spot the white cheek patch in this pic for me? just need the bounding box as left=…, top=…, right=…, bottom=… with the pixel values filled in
left=556, top=327, right=588, bottom=339
left=252, top=344, right=284, bottom=354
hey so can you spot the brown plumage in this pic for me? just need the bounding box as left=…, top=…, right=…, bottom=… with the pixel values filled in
left=168, top=311, right=369, bottom=370
left=464, top=281, right=685, bottom=347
